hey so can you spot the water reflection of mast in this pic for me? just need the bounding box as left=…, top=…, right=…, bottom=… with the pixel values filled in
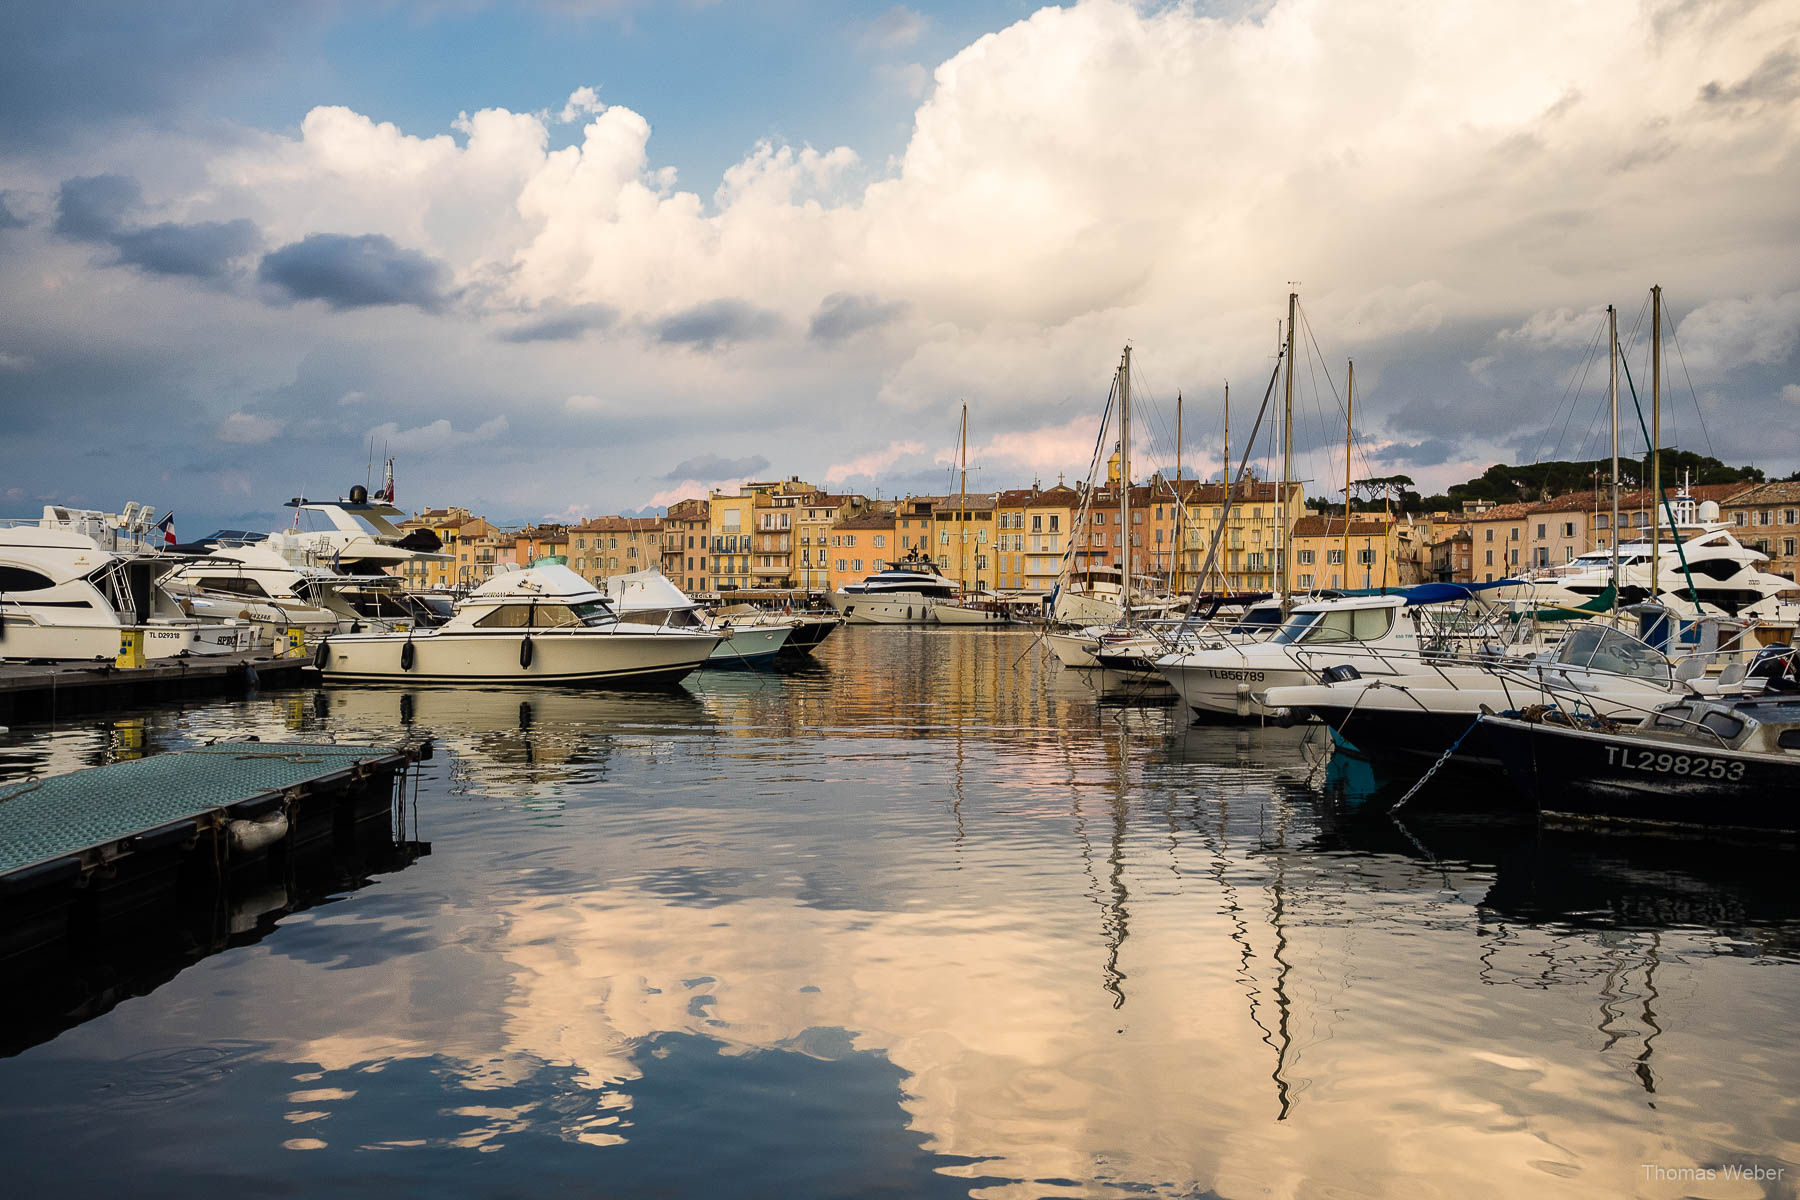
left=1071, top=723, right=1133, bottom=1010
left=1264, top=795, right=1296, bottom=1121
left=1197, top=788, right=1292, bottom=1120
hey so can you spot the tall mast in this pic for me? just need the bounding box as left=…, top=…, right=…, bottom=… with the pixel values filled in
left=1343, top=359, right=1355, bottom=587
left=1609, top=304, right=1621, bottom=590
left=1119, top=345, right=1132, bottom=628
left=1650, top=285, right=1662, bottom=600
left=1175, top=390, right=1183, bottom=594
left=1221, top=381, right=1229, bottom=593
left=958, top=401, right=969, bottom=591
left=1280, top=292, right=1296, bottom=615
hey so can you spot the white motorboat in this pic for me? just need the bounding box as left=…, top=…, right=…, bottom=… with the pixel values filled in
left=1049, top=597, right=1286, bottom=671
left=1155, top=590, right=1549, bottom=720
left=0, top=515, right=254, bottom=660
left=931, top=593, right=1014, bottom=626
left=316, top=563, right=720, bottom=685
left=827, top=554, right=958, bottom=624
left=1264, top=608, right=1758, bottom=767
left=603, top=569, right=794, bottom=667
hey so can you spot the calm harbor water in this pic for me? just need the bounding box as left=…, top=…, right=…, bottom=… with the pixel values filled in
left=1, top=626, right=1797, bottom=1198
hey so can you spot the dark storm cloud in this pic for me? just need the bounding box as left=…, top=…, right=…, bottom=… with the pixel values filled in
left=653, top=299, right=782, bottom=350
left=662, top=453, right=769, bottom=481
left=497, top=303, right=619, bottom=342
left=54, top=173, right=260, bottom=280
left=54, top=174, right=141, bottom=240
left=0, top=2, right=324, bottom=151
left=808, top=292, right=907, bottom=343
left=112, top=219, right=260, bottom=280
left=258, top=233, right=450, bottom=311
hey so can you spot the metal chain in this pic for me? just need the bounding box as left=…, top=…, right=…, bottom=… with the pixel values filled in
left=1390, top=714, right=1484, bottom=811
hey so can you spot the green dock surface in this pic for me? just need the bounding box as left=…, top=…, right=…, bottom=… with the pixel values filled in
left=0, top=743, right=404, bottom=877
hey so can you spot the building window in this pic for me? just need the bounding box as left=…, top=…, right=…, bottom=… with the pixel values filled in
left=1032, top=515, right=1043, bottom=532
left=1297, top=549, right=1315, bottom=564
left=1485, top=528, right=1494, bottom=542
left=1562, top=522, right=1575, bottom=538
left=1358, top=549, right=1375, bottom=564
left=853, top=559, right=863, bottom=571
left=1049, top=516, right=1059, bottom=532
left=1485, top=549, right=1494, bottom=566
left=1735, top=513, right=1747, bottom=526
left=1327, top=549, right=1344, bottom=564
left=837, top=558, right=846, bottom=572
left=1536, top=523, right=1546, bottom=538
left=874, top=534, right=886, bottom=547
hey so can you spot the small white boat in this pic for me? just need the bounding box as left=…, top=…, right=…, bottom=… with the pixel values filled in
left=604, top=569, right=795, bottom=667
left=317, top=563, right=720, bottom=685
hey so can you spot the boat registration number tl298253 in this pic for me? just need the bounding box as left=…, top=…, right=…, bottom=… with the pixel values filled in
left=1604, top=745, right=1746, bottom=780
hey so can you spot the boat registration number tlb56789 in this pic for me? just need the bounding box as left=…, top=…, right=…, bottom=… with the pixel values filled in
left=1604, top=745, right=1747, bottom=780
left=1207, top=669, right=1265, bottom=682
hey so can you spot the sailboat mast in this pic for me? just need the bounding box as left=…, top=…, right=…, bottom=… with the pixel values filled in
left=1119, top=345, right=1132, bottom=628
left=1343, top=359, right=1355, bottom=586
left=1222, top=381, right=1229, bottom=593
left=1175, top=390, right=1183, bottom=595
left=1609, top=303, right=1621, bottom=590
left=1280, top=293, right=1296, bottom=615
left=958, top=402, right=968, bottom=591
left=1650, top=285, right=1662, bottom=600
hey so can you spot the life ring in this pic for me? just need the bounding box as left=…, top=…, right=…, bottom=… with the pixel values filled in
left=519, top=637, right=534, bottom=669
left=313, top=640, right=329, bottom=670
left=400, top=640, right=416, bottom=671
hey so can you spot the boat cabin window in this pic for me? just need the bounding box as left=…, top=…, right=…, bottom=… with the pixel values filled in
left=1556, top=625, right=1666, bottom=680
left=197, top=576, right=272, bottom=599
left=1778, top=729, right=1800, bottom=751
left=0, top=566, right=56, bottom=592
left=1698, top=710, right=1745, bottom=742
left=1275, top=605, right=1394, bottom=645
left=474, top=599, right=616, bottom=629
left=1649, top=706, right=1695, bottom=732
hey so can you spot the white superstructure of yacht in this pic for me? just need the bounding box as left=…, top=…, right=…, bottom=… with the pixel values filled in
left=316, top=562, right=719, bottom=685
left=827, top=554, right=958, bottom=624
left=1498, top=494, right=1799, bottom=621
left=165, top=542, right=406, bottom=639
left=0, top=513, right=253, bottom=660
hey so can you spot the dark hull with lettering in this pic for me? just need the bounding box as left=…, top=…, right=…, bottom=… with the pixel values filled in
left=1482, top=714, right=1798, bottom=834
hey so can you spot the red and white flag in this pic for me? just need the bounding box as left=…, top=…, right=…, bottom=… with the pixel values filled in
left=156, top=511, right=176, bottom=548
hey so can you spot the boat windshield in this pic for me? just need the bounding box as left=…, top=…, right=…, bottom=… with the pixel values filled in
left=1552, top=624, right=1667, bottom=680
left=1273, top=605, right=1394, bottom=646
left=474, top=599, right=617, bottom=629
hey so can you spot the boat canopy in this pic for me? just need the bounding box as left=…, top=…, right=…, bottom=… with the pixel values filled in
left=604, top=568, right=699, bottom=614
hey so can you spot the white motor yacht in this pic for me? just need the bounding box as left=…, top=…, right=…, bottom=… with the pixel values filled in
left=1048, top=566, right=1183, bottom=627
left=603, top=568, right=794, bottom=667
left=1497, top=496, right=1799, bottom=622
left=0, top=515, right=254, bottom=660
left=316, top=563, right=720, bottom=685
left=827, top=554, right=958, bottom=624
left=165, top=542, right=406, bottom=641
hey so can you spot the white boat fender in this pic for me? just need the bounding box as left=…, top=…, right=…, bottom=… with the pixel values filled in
left=400, top=639, right=416, bottom=671
left=519, top=636, right=534, bottom=668
left=1235, top=681, right=1252, bottom=718
left=227, top=811, right=289, bottom=855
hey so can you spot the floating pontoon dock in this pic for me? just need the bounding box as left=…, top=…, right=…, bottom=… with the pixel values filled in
left=0, top=651, right=314, bottom=723
left=0, top=740, right=429, bottom=957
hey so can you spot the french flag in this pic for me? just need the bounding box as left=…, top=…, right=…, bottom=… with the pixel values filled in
left=156, top=511, right=176, bottom=549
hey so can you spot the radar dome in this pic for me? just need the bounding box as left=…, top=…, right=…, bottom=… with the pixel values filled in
left=349, top=484, right=369, bottom=504
left=1697, top=500, right=1721, bottom=521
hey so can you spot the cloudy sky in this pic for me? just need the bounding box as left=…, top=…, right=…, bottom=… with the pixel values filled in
left=2, top=0, right=1797, bottom=532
